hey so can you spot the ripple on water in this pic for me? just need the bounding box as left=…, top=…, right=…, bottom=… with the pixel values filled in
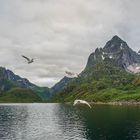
left=0, top=104, right=139, bottom=140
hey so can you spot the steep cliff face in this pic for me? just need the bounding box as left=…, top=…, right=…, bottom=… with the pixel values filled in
left=0, top=67, right=35, bottom=92
left=86, top=35, right=140, bottom=69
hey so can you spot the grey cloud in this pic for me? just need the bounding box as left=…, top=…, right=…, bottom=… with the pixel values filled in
left=0, top=0, right=140, bottom=87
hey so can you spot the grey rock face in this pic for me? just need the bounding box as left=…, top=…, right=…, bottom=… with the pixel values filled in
left=0, top=67, right=51, bottom=99
left=0, top=67, right=35, bottom=89
left=0, top=67, right=39, bottom=94
left=86, top=35, right=140, bottom=69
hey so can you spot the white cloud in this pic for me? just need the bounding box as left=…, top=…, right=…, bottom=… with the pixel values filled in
left=0, top=0, right=140, bottom=87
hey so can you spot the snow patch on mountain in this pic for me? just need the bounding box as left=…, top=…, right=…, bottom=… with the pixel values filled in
left=101, top=55, right=105, bottom=60
left=127, top=63, right=140, bottom=74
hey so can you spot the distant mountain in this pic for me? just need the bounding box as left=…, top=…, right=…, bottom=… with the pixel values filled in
left=0, top=67, right=35, bottom=90
left=51, top=76, right=73, bottom=95
left=50, top=35, right=140, bottom=102
left=0, top=67, right=50, bottom=101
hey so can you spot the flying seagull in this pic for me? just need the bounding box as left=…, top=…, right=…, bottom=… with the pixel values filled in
left=65, top=71, right=78, bottom=77
left=73, top=99, right=92, bottom=108
left=22, top=55, right=34, bottom=64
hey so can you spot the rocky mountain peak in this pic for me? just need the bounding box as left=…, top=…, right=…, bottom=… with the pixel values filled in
left=103, top=35, right=128, bottom=53
left=111, top=35, right=123, bottom=42
left=86, top=35, right=140, bottom=69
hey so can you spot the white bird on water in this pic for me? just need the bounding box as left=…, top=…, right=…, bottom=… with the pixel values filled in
left=22, top=55, right=34, bottom=64
left=73, top=100, right=92, bottom=108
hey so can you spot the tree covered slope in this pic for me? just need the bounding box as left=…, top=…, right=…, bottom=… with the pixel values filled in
left=0, top=88, right=42, bottom=103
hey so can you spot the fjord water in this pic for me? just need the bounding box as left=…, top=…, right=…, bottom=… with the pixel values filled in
left=0, top=104, right=140, bottom=140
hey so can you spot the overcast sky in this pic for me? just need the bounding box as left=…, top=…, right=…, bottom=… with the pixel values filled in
left=0, top=0, right=140, bottom=87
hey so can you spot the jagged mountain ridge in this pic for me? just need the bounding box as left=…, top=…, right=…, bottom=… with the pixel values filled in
left=50, top=36, right=140, bottom=102
left=0, top=67, right=35, bottom=89
left=86, top=35, right=140, bottom=69
left=51, top=35, right=140, bottom=97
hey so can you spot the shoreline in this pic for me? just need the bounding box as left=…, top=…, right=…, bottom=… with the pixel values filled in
left=66, top=101, right=140, bottom=106
left=0, top=101, right=140, bottom=106
left=90, top=101, right=140, bottom=106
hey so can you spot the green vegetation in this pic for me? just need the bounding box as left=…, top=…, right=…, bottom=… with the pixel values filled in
left=50, top=61, right=140, bottom=103
left=32, top=87, right=51, bottom=101
left=0, top=67, right=50, bottom=102
left=0, top=88, right=42, bottom=103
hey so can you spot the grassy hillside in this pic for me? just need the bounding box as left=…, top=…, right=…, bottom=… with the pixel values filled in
left=0, top=88, right=42, bottom=103
left=50, top=61, right=140, bottom=103
left=32, top=86, right=51, bottom=101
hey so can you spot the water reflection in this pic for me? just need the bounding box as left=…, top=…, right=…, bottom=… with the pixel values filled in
left=0, top=104, right=29, bottom=139
left=55, top=104, right=140, bottom=140
left=0, top=104, right=139, bottom=140
left=55, top=104, right=87, bottom=139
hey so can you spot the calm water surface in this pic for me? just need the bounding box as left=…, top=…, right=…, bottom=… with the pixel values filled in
left=0, top=103, right=140, bottom=140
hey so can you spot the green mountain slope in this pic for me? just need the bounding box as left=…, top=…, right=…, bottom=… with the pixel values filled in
left=50, top=36, right=140, bottom=103
left=0, top=67, right=50, bottom=102
left=50, top=62, right=140, bottom=102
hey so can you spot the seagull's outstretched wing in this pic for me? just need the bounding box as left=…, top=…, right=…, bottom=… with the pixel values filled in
left=83, top=101, right=92, bottom=108
left=73, top=100, right=92, bottom=108
left=22, top=55, right=30, bottom=61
